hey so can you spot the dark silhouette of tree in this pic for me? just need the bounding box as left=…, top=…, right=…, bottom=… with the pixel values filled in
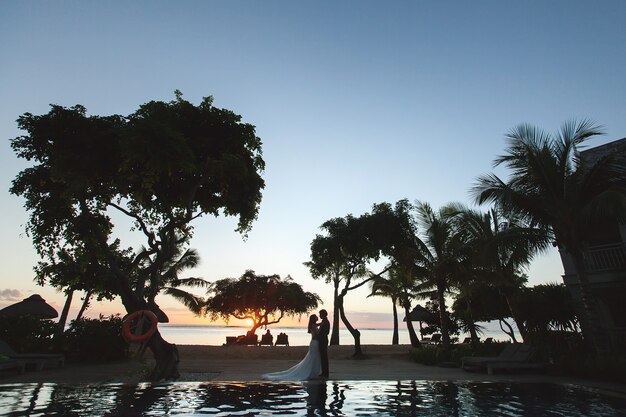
left=307, top=200, right=420, bottom=354
left=368, top=269, right=402, bottom=345
left=472, top=120, right=626, bottom=353
left=10, top=91, right=265, bottom=380
left=453, top=206, right=552, bottom=342
left=368, top=201, right=423, bottom=347
left=204, top=270, right=320, bottom=334
left=410, top=201, right=466, bottom=349
left=306, top=215, right=374, bottom=353
left=33, top=241, right=121, bottom=338
left=369, top=264, right=422, bottom=346
left=517, top=283, right=580, bottom=334
left=305, top=230, right=346, bottom=346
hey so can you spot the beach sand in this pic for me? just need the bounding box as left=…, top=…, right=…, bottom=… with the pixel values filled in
left=1, top=344, right=625, bottom=395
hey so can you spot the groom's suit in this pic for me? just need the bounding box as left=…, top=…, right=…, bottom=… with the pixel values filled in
left=318, top=317, right=330, bottom=378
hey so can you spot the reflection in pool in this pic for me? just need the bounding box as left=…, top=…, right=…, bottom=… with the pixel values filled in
left=0, top=380, right=624, bottom=416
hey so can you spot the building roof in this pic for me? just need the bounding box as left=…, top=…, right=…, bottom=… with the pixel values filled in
left=581, top=137, right=626, bottom=165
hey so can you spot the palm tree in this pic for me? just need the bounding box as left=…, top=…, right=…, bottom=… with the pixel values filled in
left=472, top=120, right=626, bottom=353
left=411, top=201, right=466, bottom=349
left=369, top=270, right=401, bottom=345
left=454, top=206, right=552, bottom=341
left=369, top=265, right=421, bottom=346
left=151, top=248, right=209, bottom=320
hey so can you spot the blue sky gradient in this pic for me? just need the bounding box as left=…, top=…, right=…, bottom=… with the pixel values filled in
left=1, top=1, right=625, bottom=326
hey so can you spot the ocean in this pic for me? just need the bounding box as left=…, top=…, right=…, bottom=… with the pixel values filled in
left=158, top=323, right=510, bottom=346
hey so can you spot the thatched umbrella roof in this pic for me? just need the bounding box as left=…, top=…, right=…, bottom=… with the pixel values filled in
left=403, top=305, right=435, bottom=322
left=0, top=294, right=58, bottom=319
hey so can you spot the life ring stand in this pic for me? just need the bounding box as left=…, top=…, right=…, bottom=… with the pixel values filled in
left=122, top=310, right=158, bottom=343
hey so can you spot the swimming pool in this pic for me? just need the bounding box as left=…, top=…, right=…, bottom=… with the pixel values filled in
left=0, top=380, right=624, bottom=416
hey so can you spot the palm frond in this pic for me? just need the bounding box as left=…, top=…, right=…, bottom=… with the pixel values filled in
left=162, top=287, right=205, bottom=315
left=170, top=277, right=211, bottom=288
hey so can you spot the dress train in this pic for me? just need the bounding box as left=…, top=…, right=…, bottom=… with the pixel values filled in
left=262, top=339, right=321, bottom=381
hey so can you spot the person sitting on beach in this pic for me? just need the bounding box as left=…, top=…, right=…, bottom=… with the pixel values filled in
left=260, top=329, right=273, bottom=345
left=275, top=332, right=289, bottom=346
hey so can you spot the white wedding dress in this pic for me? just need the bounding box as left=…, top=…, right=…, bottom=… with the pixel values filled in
left=262, top=338, right=321, bottom=381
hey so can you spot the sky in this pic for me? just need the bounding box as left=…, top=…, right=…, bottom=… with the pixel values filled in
left=1, top=1, right=625, bottom=329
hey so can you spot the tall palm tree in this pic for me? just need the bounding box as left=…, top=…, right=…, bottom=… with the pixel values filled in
left=411, top=201, right=466, bottom=349
left=472, top=120, right=626, bottom=353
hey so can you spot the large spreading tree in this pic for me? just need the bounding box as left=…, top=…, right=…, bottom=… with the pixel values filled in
left=204, top=270, right=321, bottom=334
left=307, top=200, right=420, bottom=354
left=10, top=92, right=265, bottom=380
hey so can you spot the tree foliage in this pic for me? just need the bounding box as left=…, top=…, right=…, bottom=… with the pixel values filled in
left=9, top=92, right=265, bottom=380
left=307, top=200, right=422, bottom=352
left=472, top=119, right=626, bottom=353
left=204, top=271, right=321, bottom=333
left=516, top=283, right=580, bottom=333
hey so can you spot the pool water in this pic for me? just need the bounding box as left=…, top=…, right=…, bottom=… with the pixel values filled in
left=0, top=381, right=624, bottom=416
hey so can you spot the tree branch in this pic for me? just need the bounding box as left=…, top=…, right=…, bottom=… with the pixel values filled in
left=108, top=201, right=158, bottom=248
left=346, top=275, right=376, bottom=292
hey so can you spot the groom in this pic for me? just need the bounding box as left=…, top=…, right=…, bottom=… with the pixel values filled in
left=318, top=309, right=330, bottom=378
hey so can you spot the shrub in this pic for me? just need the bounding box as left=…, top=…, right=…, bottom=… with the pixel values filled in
left=550, top=351, right=626, bottom=384
left=61, top=315, right=129, bottom=362
left=0, top=315, right=57, bottom=353
left=410, top=342, right=509, bottom=366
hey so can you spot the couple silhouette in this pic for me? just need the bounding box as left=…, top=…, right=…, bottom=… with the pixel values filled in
left=262, top=309, right=330, bottom=381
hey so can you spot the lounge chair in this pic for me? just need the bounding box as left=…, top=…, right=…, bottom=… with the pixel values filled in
left=462, top=344, right=543, bottom=374
left=484, top=344, right=544, bottom=375
left=422, top=334, right=441, bottom=346
left=461, top=343, right=520, bottom=369
left=274, top=333, right=289, bottom=346
left=259, top=333, right=274, bottom=346
left=234, top=333, right=259, bottom=345
left=0, top=341, right=64, bottom=371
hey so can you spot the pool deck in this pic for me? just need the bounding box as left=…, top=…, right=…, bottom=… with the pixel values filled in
left=1, top=344, right=624, bottom=398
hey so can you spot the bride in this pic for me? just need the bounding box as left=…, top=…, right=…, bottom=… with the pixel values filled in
left=262, top=314, right=321, bottom=381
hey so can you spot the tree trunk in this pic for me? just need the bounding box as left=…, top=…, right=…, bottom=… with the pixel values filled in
left=146, top=330, right=180, bottom=381
left=75, top=290, right=92, bottom=321
left=569, top=250, right=609, bottom=354
left=436, top=280, right=451, bottom=348
left=330, top=282, right=340, bottom=346
left=115, top=277, right=180, bottom=380
left=84, top=202, right=180, bottom=381
left=499, top=318, right=518, bottom=343
left=502, top=289, right=527, bottom=341
left=391, top=297, right=399, bottom=345
left=468, top=324, right=479, bottom=346
left=55, top=289, right=73, bottom=339
left=337, top=294, right=362, bottom=356
left=403, top=303, right=421, bottom=348
left=465, top=299, right=480, bottom=346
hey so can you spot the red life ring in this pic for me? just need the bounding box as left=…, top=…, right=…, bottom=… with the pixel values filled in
left=122, top=310, right=158, bottom=343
